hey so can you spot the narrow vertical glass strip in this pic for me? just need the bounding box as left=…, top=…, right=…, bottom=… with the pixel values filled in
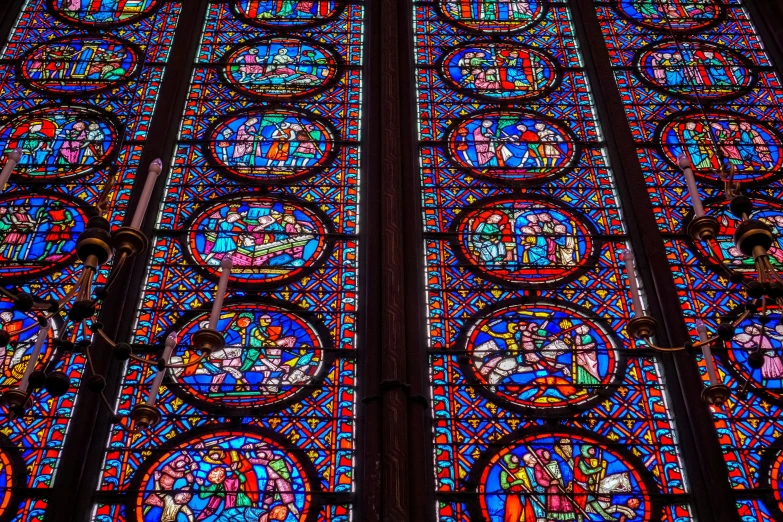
left=592, top=1, right=783, bottom=517
left=93, top=1, right=364, bottom=520
left=412, top=0, right=693, bottom=520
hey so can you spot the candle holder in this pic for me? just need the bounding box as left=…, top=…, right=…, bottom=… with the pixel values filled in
left=112, top=226, right=148, bottom=257
left=702, top=384, right=731, bottom=407
left=130, top=403, right=161, bottom=431
left=687, top=215, right=720, bottom=241
left=627, top=315, right=658, bottom=340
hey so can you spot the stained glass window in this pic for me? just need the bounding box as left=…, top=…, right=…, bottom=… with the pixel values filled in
left=412, top=0, right=693, bottom=520
left=91, top=1, right=364, bottom=520
left=0, top=0, right=180, bottom=518
left=592, top=0, right=783, bottom=519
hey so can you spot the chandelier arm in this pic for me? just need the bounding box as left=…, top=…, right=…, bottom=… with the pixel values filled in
left=94, top=327, right=117, bottom=347
left=639, top=337, right=686, bottom=352
left=97, top=251, right=129, bottom=298
left=126, top=353, right=158, bottom=367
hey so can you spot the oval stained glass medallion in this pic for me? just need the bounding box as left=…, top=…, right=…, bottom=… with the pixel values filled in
left=221, top=37, right=339, bottom=100
left=440, top=43, right=557, bottom=100
left=0, top=106, right=117, bottom=180
left=51, top=0, right=159, bottom=26
left=615, top=0, right=721, bottom=31
left=636, top=40, right=753, bottom=100
left=462, top=300, right=623, bottom=414
left=168, top=303, right=328, bottom=411
left=20, top=35, right=141, bottom=95
left=0, top=193, right=89, bottom=279
left=451, top=196, right=597, bottom=287
left=438, top=0, right=545, bottom=33
left=446, top=110, right=576, bottom=183
left=659, top=111, right=783, bottom=184
left=234, top=0, right=340, bottom=27
left=207, top=109, right=336, bottom=184
left=185, top=195, right=332, bottom=287
left=131, top=429, right=313, bottom=522
left=475, top=431, right=655, bottom=522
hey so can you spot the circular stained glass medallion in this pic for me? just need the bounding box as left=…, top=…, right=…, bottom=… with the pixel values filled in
left=0, top=106, right=117, bottom=180
left=438, top=0, right=545, bottom=33
left=20, top=35, right=141, bottom=95
left=440, top=43, right=557, bottom=101
left=615, top=0, right=721, bottom=31
left=446, top=110, right=576, bottom=184
left=688, top=196, right=783, bottom=276
left=221, top=37, right=339, bottom=100
left=474, top=431, right=655, bottom=522
left=637, top=40, right=753, bottom=100
left=451, top=196, right=597, bottom=287
left=234, top=0, right=340, bottom=28
left=131, top=429, right=314, bottom=522
left=168, top=302, right=328, bottom=411
left=659, top=111, right=783, bottom=184
left=0, top=193, right=88, bottom=279
left=185, top=195, right=332, bottom=287
left=0, top=299, right=56, bottom=388
left=207, top=109, right=336, bottom=184
left=0, top=436, right=22, bottom=522
left=50, top=0, right=159, bottom=26
left=462, top=300, right=623, bottom=414
left=721, top=307, right=783, bottom=404
left=762, top=439, right=783, bottom=520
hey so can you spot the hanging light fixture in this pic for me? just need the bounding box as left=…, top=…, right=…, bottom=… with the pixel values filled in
left=0, top=156, right=228, bottom=431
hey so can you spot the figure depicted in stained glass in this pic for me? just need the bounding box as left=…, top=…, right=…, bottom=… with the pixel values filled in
left=168, top=304, right=326, bottom=410
left=52, top=0, right=159, bottom=25
left=661, top=113, right=783, bottom=183
left=617, top=0, right=720, bottom=31
left=0, top=107, right=116, bottom=179
left=479, top=433, right=652, bottom=522
left=719, top=311, right=783, bottom=403
left=441, top=43, right=556, bottom=100
left=222, top=38, right=338, bottom=100
left=0, top=194, right=87, bottom=278
left=455, top=198, right=594, bottom=286
left=637, top=41, right=752, bottom=99
left=135, top=431, right=310, bottom=522
left=21, top=36, right=140, bottom=94
left=464, top=302, right=620, bottom=411
left=439, top=0, right=543, bottom=32
left=448, top=112, right=575, bottom=182
left=234, top=0, right=338, bottom=27
left=208, top=111, right=334, bottom=182
left=0, top=301, right=55, bottom=387
left=188, top=196, right=329, bottom=285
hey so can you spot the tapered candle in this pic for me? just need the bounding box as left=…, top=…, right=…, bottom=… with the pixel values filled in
left=679, top=155, right=704, bottom=218
left=129, top=159, right=163, bottom=230
left=146, top=331, right=177, bottom=406
left=208, top=257, right=233, bottom=330
left=696, top=320, right=720, bottom=386
left=0, top=149, right=22, bottom=192
left=18, top=321, right=50, bottom=392
left=621, top=249, right=644, bottom=317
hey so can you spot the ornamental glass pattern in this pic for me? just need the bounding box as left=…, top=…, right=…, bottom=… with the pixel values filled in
left=413, top=0, right=693, bottom=520
left=92, top=1, right=363, bottom=520
left=592, top=1, right=783, bottom=518
left=0, top=0, right=180, bottom=519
